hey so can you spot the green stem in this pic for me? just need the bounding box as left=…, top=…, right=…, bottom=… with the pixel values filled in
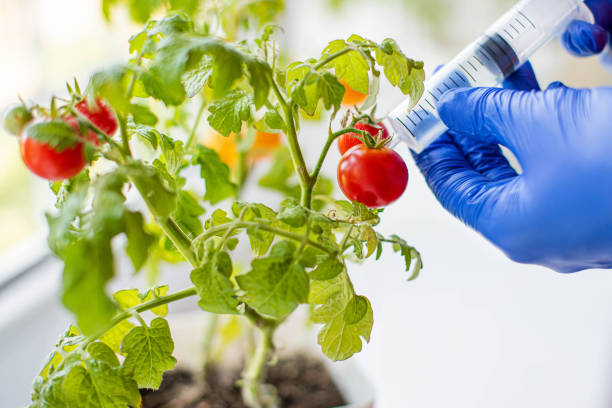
left=241, top=324, right=278, bottom=408
left=314, top=47, right=353, bottom=70
left=185, top=98, right=207, bottom=149
left=193, top=221, right=335, bottom=255
left=268, top=74, right=310, bottom=202
left=117, top=114, right=132, bottom=156
left=201, top=314, right=219, bottom=375
left=161, top=217, right=199, bottom=266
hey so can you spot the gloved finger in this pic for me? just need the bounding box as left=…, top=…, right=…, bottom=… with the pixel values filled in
left=437, top=87, right=529, bottom=157
left=502, top=62, right=540, bottom=91
left=412, top=133, right=511, bottom=228
left=561, top=20, right=608, bottom=56
left=449, top=130, right=518, bottom=182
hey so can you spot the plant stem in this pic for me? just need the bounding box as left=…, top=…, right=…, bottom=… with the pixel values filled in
left=268, top=73, right=310, bottom=202
left=201, top=314, right=219, bottom=376
left=117, top=114, right=132, bottom=156
left=241, top=324, right=277, bottom=408
left=185, top=98, right=207, bottom=149
left=86, top=286, right=198, bottom=347
left=161, top=217, right=199, bottom=266
left=314, top=47, right=352, bottom=70
left=303, top=127, right=369, bottom=209
left=193, top=221, right=335, bottom=255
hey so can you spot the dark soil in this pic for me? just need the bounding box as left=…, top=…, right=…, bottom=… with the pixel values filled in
left=140, top=354, right=347, bottom=408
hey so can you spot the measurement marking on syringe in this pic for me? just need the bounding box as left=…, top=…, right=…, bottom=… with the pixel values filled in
left=503, top=29, right=514, bottom=40
left=425, top=99, right=436, bottom=110
left=417, top=104, right=430, bottom=115
left=458, top=64, right=476, bottom=82
left=443, top=82, right=451, bottom=91
left=509, top=23, right=520, bottom=34
left=395, top=118, right=413, bottom=135
left=515, top=17, right=526, bottom=29
left=428, top=91, right=439, bottom=102
left=482, top=43, right=498, bottom=59
left=467, top=60, right=478, bottom=71
left=518, top=10, right=536, bottom=29
left=455, top=71, right=469, bottom=84
left=406, top=115, right=418, bottom=127
left=473, top=54, right=484, bottom=65
left=414, top=110, right=425, bottom=121
left=449, top=76, right=460, bottom=87
left=478, top=49, right=490, bottom=62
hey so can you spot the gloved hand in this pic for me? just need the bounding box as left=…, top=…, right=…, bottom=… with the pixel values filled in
left=562, top=0, right=612, bottom=68
left=413, top=63, right=612, bottom=273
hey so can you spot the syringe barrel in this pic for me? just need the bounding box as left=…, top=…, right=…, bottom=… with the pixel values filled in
left=387, top=0, right=593, bottom=153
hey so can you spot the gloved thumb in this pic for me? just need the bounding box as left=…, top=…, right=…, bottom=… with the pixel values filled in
left=437, top=87, right=533, bottom=157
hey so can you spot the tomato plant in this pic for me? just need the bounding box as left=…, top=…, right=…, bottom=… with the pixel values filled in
left=9, top=1, right=426, bottom=407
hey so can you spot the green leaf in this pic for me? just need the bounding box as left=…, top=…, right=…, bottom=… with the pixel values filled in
left=173, top=190, right=205, bottom=238
left=389, top=234, right=423, bottom=281
left=192, top=145, right=236, bottom=204
left=207, top=90, right=253, bottom=137
left=62, top=239, right=116, bottom=336
left=129, top=122, right=160, bottom=149
left=277, top=199, right=308, bottom=228
left=233, top=202, right=277, bottom=256
left=141, top=286, right=170, bottom=317
left=87, top=342, right=120, bottom=367
left=322, top=39, right=370, bottom=94
left=120, top=318, right=177, bottom=389
left=263, top=109, right=287, bottom=132
left=237, top=241, right=309, bottom=319
left=101, top=320, right=135, bottom=354
left=127, top=0, right=162, bottom=23
left=360, top=225, right=378, bottom=258
left=159, top=133, right=184, bottom=174
left=286, top=64, right=344, bottom=115
left=46, top=185, right=87, bottom=256
left=123, top=161, right=177, bottom=218
left=169, top=0, right=199, bottom=16
left=191, top=251, right=240, bottom=314
left=129, top=103, right=158, bottom=126
left=374, top=39, right=425, bottom=107
left=124, top=211, right=155, bottom=272
left=63, top=358, right=141, bottom=407
left=183, top=56, right=212, bottom=97
left=310, top=256, right=344, bottom=281
left=143, top=35, right=254, bottom=105
left=88, top=66, right=132, bottom=113
left=246, top=58, right=271, bottom=109
left=113, top=286, right=169, bottom=316
left=25, top=120, right=80, bottom=151
left=309, top=273, right=373, bottom=361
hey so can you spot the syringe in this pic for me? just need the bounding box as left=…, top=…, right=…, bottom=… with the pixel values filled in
left=386, top=0, right=594, bottom=153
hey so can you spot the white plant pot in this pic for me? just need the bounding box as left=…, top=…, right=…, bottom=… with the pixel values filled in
left=168, top=310, right=375, bottom=408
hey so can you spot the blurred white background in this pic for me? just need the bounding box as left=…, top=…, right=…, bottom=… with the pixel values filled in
left=1, top=0, right=612, bottom=407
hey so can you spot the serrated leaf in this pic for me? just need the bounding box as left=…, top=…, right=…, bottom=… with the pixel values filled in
left=234, top=202, right=277, bottom=256
left=129, top=122, right=160, bottom=150
left=246, top=58, right=271, bottom=109
left=159, top=133, right=184, bottom=174
left=130, top=103, right=158, bottom=126
left=63, top=359, right=141, bottom=408
left=207, top=90, right=253, bottom=137
left=87, top=342, right=120, bottom=367
left=191, top=251, right=240, bottom=314
left=286, top=64, right=344, bottom=115
left=263, top=110, right=287, bottom=132
left=101, top=320, right=135, bottom=354
left=120, top=318, right=177, bottom=389
left=237, top=241, right=309, bottom=319
left=25, top=120, right=80, bottom=151
left=46, top=185, right=87, bottom=257
left=141, top=286, right=170, bottom=317
left=277, top=200, right=308, bottom=228
left=375, top=38, right=425, bottom=107
left=62, top=239, right=116, bottom=336
left=309, top=273, right=373, bottom=361
left=310, top=257, right=344, bottom=281
left=192, top=145, right=236, bottom=204
left=88, top=66, right=131, bottom=113
left=322, top=39, right=370, bottom=94
left=173, top=190, right=205, bottom=238
left=389, top=234, right=423, bottom=281
left=182, top=56, right=212, bottom=97
left=123, top=161, right=177, bottom=218
left=360, top=225, right=378, bottom=258
left=124, top=211, right=155, bottom=272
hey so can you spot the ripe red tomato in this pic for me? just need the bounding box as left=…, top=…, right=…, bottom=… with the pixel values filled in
left=20, top=117, right=96, bottom=181
left=337, top=122, right=389, bottom=155
left=337, top=145, right=408, bottom=208
left=75, top=98, right=117, bottom=136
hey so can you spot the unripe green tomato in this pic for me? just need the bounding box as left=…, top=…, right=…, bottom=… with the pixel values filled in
left=3, top=104, right=33, bottom=136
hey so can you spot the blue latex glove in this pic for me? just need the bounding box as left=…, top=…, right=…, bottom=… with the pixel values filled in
left=562, top=0, right=612, bottom=68
left=413, top=63, right=612, bottom=273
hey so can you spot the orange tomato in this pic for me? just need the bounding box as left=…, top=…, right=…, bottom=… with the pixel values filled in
left=340, top=78, right=368, bottom=106
left=202, top=131, right=282, bottom=168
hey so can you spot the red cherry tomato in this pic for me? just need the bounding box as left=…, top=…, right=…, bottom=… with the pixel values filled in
left=337, top=145, right=408, bottom=208
left=337, top=122, right=389, bottom=155
left=75, top=98, right=117, bottom=136
left=20, top=117, right=95, bottom=181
